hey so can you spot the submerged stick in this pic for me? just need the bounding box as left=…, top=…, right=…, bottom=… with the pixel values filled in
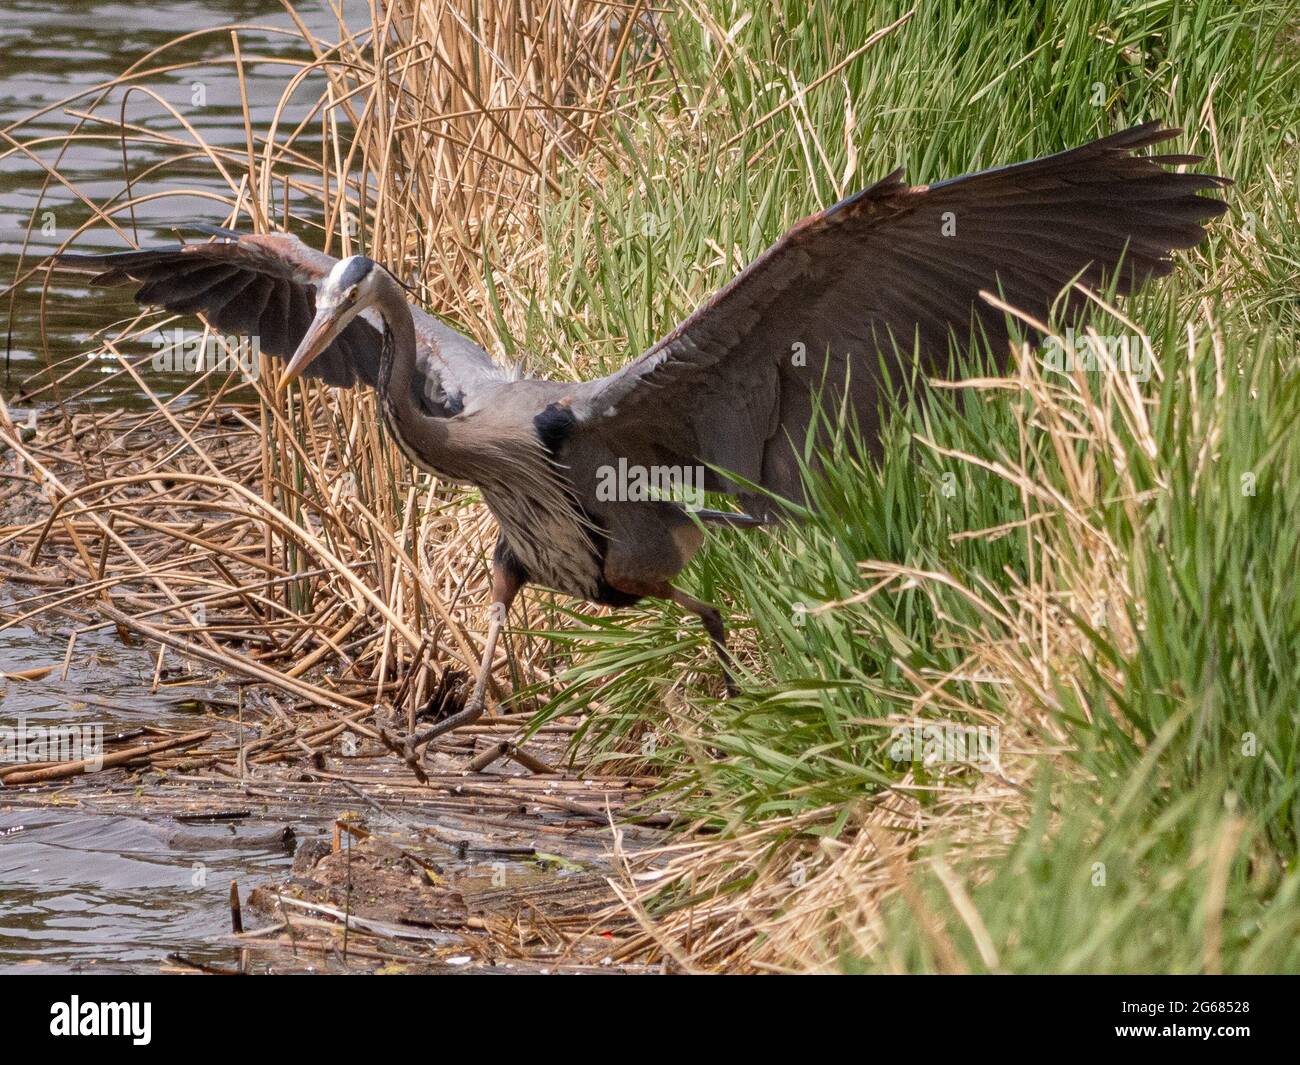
left=229, top=881, right=243, bottom=934
left=465, top=740, right=558, bottom=775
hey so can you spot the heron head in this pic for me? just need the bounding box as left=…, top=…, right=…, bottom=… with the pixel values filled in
left=280, top=255, right=379, bottom=388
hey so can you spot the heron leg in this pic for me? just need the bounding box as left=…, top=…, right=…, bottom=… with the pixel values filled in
left=383, top=554, right=523, bottom=776
left=423, top=560, right=521, bottom=738
left=607, top=577, right=739, bottom=697
left=671, top=587, right=740, bottom=697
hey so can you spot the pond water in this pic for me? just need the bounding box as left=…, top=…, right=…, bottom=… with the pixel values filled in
left=0, top=0, right=362, bottom=973
left=1, top=0, right=363, bottom=408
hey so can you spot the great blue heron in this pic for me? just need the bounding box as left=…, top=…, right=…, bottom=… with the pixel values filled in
left=56, top=123, right=1227, bottom=756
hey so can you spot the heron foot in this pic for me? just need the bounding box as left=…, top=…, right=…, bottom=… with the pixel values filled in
left=722, top=669, right=739, bottom=699
left=377, top=725, right=428, bottom=784
left=411, top=696, right=486, bottom=746
left=379, top=696, right=487, bottom=782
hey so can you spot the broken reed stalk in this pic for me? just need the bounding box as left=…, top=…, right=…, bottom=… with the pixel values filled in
left=229, top=881, right=244, bottom=934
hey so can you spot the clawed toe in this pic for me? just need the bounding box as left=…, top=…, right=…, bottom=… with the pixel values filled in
left=378, top=725, right=428, bottom=783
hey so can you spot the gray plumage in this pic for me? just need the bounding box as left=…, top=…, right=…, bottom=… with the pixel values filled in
left=55, top=123, right=1229, bottom=750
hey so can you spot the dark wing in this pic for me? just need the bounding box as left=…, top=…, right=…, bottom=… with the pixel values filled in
left=568, top=123, right=1229, bottom=515
left=55, top=231, right=377, bottom=388
left=53, top=230, right=503, bottom=409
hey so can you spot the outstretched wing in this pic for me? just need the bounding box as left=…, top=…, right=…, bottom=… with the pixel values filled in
left=568, top=123, right=1229, bottom=515
left=53, top=230, right=502, bottom=411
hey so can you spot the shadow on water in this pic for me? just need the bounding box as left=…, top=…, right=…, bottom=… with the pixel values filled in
left=0, top=0, right=360, bottom=973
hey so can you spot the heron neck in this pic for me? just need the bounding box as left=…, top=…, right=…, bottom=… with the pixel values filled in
left=373, top=275, right=473, bottom=481
left=375, top=278, right=419, bottom=418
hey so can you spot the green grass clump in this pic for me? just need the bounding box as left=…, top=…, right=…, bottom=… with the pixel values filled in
left=509, top=0, right=1300, bottom=970
left=860, top=769, right=1300, bottom=974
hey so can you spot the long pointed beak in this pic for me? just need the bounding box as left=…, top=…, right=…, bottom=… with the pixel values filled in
left=279, top=306, right=344, bottom=391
